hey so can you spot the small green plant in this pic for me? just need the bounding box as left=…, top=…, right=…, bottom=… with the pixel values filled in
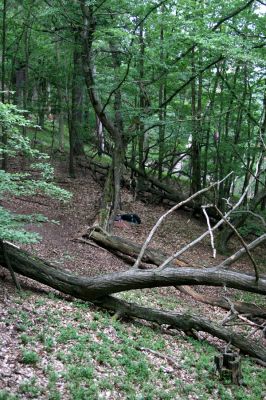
left=20, top=333, right=31, bottom=344
left=19, top=378, right=43, bottom=397
left=48, top=390, right=61, bottom=400
left=0, top=391, right=18, bottom=400
left=21, top=350, right=40, bottom=365
left=57, top=325, right=79, bottom=342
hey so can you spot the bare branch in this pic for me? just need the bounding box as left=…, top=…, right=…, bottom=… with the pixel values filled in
left=214, top=205, right=259, bottom=281
left=218, top=233, right=266, bottom=269
left=157, top=167, right=260, bottom=271
left=231, top=210, right=266, bottom=227
left=202, top=205, right=216, bottom=258
left=133, top=172, right=233, bottom=269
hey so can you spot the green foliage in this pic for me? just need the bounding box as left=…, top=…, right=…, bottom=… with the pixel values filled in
left=0, top=102, right=71, bottom=243
left=19, top=378, right=43, bottom=397
left=0, top=392, right=18, bottom=400
left=21, top=350, right=40, bottom=365
left=238, top=211, right=266, bottom=238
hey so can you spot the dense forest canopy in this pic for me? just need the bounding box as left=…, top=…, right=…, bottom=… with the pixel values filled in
left=0, top=0, right=266, bottom=382
left=1, top=1, right=265, bottom=206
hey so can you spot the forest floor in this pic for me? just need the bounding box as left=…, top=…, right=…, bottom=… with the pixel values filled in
left=0, top=159, right=265, bottom=400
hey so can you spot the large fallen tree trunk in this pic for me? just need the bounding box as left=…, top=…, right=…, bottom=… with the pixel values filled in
left=96, top=296, right=266, bottom=363
left=2, top=242, right=266, bottom=299
left=1, top=242, right=266, bottom=361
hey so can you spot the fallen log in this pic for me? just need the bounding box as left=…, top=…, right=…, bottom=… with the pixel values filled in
left=79, top=158, right=209, bottom=216
left=2, top=242, right=266, bottom=298
left=95, top=296, right=266, bottom=362
left=1, top=242, right=266, bottom=361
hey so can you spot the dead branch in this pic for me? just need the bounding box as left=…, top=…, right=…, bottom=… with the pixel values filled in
left=158, top=159, right=263, bottom=271
left=214, top=205, right=259, bottom=280
left=176, top=286, right=266, bottom=319
left=133, top=173, right=233, bottom=269
left=137, top=347, right=181, bottom=370
left=218, top=233, right=266, bottom=268
left=202, top=205, right=216, bottom=258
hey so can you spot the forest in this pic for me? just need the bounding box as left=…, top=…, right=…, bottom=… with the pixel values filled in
left=0, top=0, right=266, bottom=399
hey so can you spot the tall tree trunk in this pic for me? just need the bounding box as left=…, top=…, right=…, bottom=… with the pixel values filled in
left=190, top=48, right=201, bottom=194
left=69, top=31, right=85, bottom=176
left=37, top=77, right=47, bottom=129
left=1, top=0, right=7, bottom=170
left=158, top=11, right=166, bottom=181
left=254, top=91, right=266, bottom=198
left=96, top=115, right=104, bottom=155
left=138, top=21, right=146, bottom=185
left=80, top=3, right=127, bottom=229
left=56, top=43, right=65, bottom=152
left=202, top=66, right=220, bottom=187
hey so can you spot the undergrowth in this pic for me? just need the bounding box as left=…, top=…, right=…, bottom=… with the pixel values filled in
left=0, top=290, right=265, bottom=400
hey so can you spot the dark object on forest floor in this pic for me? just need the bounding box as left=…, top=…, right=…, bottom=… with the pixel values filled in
left=214, top=352, right=243, bottom=385
left=115, top=213, right=141, bottom=224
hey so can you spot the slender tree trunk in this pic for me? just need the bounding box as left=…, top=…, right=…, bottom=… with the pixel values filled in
left=254, top=92, right=266, bottom=198
left=190, top=49, right=201, bottom=194
left=1, top=0, right=7, bottom=170
left=202, top=66, right=220, bottom=187
left=56, top=43, right=65, bottom=152
left=108, top=41, right=127, bottom=229
left=158, top=8, right=166, bottom=181
left=96, top=115, right=104, bottom=155
left=69, top=31, right=86, bottom=177
left=138, top=21, right=146, bottom=181
left=37, top=78, right=47, bottom=129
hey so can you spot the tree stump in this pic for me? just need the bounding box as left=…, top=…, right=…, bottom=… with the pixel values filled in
left=214, top=352, right=242, bottom=385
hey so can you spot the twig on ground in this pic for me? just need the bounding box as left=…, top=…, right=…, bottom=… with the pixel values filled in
left=72, top=237, right=104, bottom=250
left=137, top=346, right=182, bottom=370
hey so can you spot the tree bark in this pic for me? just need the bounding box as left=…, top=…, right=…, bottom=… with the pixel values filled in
left=80, top=3, right=128, bottom=229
